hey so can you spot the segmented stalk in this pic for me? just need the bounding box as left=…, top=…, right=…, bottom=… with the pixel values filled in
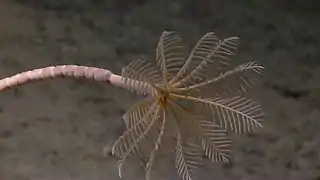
left=0, top=65, right=154, bottom=96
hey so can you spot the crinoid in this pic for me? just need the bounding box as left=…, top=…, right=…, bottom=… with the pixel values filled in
left=0, top=31, right=264, bottom=180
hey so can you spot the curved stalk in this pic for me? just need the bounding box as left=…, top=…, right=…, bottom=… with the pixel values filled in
left=0, top=65, right=154, bottom=96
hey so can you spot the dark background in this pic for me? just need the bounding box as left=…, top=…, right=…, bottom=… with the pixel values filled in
left=0, top=0, right=319, bottom=179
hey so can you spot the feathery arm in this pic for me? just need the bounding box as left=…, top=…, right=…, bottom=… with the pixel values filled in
left=0, top=65, right=153, bottom=95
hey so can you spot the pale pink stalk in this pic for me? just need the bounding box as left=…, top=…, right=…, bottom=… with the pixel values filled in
left=0, top=65, right=154, bottom=96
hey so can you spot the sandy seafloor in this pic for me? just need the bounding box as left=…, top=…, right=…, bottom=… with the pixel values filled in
left=0, top=0, right=319, bottom=180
